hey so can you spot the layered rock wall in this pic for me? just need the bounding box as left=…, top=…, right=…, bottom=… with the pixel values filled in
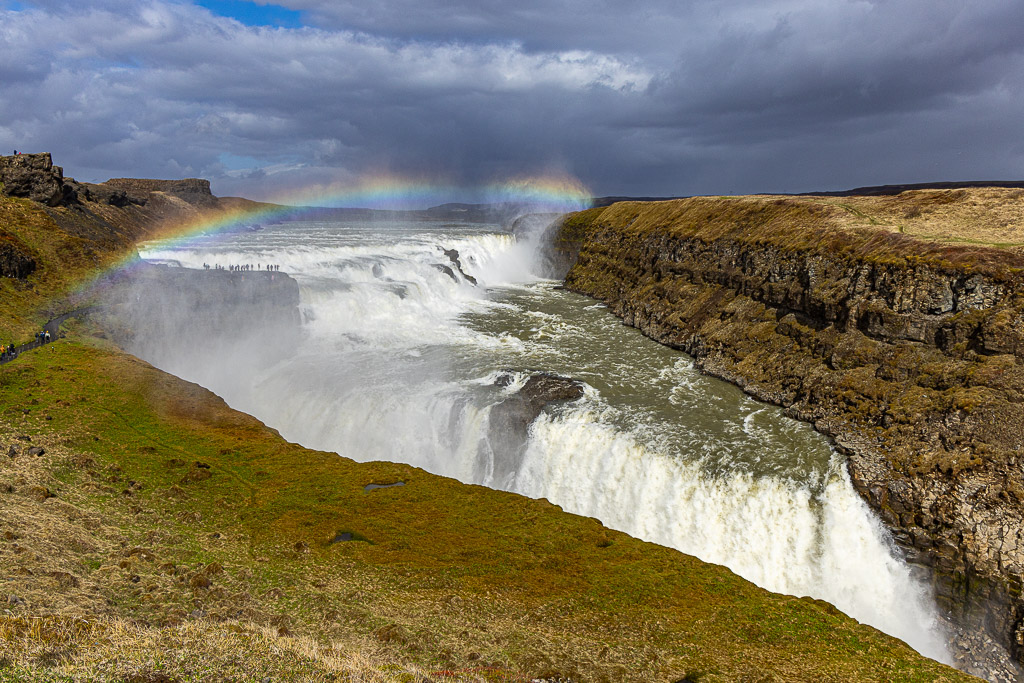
left=103, top=178, right=216, bottom=207
left=553, top=197, right=1024, bottom=674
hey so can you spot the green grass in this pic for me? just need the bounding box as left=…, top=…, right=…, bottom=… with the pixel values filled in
left=0, top=334, right=975, bottom=681
left=0, top=188, right=981, bottom=681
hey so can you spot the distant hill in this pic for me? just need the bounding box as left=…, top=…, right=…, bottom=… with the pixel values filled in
left=799, top=180, right=1024, bottom=197
left=590, top=182, right=1024, bottom=206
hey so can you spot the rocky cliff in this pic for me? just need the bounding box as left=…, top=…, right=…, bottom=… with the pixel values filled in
left=0, top=153, right=75, bottom=206
left=0, top=152, right=278, bottom=283
left=552, top=191, right=1024, bottom=679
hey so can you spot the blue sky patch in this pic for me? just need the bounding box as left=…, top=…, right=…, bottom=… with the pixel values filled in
left=194, top=0, right=303, bottom=28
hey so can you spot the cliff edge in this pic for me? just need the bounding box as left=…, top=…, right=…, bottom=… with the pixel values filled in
left=553, top=189, right=1024, bottom=679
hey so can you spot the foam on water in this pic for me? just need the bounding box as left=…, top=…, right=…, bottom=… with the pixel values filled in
left=516, top=406, right=947, bottom=660
left=132, top=218, right=950, bottom=664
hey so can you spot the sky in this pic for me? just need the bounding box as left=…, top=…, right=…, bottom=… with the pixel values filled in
left=1, top=0, right=1022, bottom=205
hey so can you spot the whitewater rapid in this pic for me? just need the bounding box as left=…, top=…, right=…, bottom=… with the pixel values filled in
left=136, top=217, right=950, bottom=663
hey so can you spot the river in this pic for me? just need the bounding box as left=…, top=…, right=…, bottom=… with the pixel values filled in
left=136, top=215, right=950, bottom=662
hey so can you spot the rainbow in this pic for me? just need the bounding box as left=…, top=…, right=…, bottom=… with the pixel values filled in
left=77, top=172, right=593, bottom=291
left=256, top=171, right=594, bottom=212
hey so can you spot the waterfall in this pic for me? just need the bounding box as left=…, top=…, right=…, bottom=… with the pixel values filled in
left=130, top=217, right=950, bottom=663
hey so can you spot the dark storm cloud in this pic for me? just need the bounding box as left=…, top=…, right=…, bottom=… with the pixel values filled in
left=1, top=0, right=1022, bottom=200
left=252, top=0, right=694, bottom=55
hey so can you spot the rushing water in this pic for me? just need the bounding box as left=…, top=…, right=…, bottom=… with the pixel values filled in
left=136, top=217, right=950, bottom=662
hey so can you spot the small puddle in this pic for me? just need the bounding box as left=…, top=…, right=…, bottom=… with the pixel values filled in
left=363, top=481, right=405, bottom=492
left=330, top=530, right=372, bottom=544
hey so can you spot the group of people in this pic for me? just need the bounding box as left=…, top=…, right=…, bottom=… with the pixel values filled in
left=202, top=263, right=281, bottom=272
left=0, top=330, right=50, bottom=362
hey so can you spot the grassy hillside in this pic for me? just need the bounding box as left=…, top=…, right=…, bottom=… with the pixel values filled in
left=0, top=197, right=101, bottom=338
left=0, top=188, right=979, bottom=681
left=0, top=337, right=974, bottom=681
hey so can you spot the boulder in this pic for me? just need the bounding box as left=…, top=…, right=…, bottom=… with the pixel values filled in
left=483, top=372, right=585, bottom=485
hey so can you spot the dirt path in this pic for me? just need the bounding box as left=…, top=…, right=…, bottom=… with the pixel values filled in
left=0, top=305, right=100, bottom=366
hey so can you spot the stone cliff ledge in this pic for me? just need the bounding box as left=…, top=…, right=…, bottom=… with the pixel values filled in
left=552, top=190, right=1024, bottom=680
left=104, top=177, right=214, bottom=201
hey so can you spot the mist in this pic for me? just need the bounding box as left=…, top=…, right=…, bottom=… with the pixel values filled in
left=96, top=215, right=951, bottom=664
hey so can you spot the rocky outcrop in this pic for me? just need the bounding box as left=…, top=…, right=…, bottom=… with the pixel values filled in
left=66, top=181, right=146, bottom=208
left=494, top=371, right=586, bottom=422
left=442, top=248, right=478, bottom=285
left=0, top=153, right=76, bottom=206
left=553, top=196, right=1024, bottom=678
left=483, top=371, right=585, bottom=486
left=102, top=178, right=216, bottom=207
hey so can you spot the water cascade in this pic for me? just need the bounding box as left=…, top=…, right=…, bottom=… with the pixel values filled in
left=131, top=216, right=950, bottom=663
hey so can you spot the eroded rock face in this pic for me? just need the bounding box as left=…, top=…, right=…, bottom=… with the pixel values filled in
left=0, top=153, right=75, bottom=206
left=66, top=181, right=145, bottom=208
left=557, top=208, right=1024, bottom=674
left=102, top=178, right=216, bottom=208
left=103, top=177, right=213, bottom=196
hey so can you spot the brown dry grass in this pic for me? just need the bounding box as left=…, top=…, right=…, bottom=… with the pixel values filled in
left=0, top=401, right=524, bottom=682
left=809, top=188, right=1024, bottom=248
left=576, top=188, right=1024, bottom=282
left=0, top=616, right=506, bottom=681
